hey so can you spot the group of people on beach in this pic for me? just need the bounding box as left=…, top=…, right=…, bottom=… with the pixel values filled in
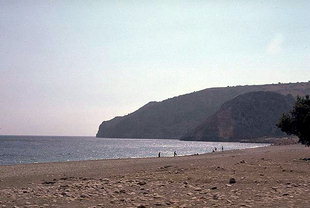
left=212, top=146, right=224, bottom=152
left=158, top=146, right=225, bottom=158
left=158, top=151, right=177, bottom=158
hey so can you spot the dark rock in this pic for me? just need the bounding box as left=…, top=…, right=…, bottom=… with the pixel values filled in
left=213, top=194, right=219, bottom=200
left=80, top=194, right=88, bottom=198
left=138, top=181, right=146, bottom=186
left=42, top=181, right=56, bottom=185
left=229, top=178, right=236, bottom=184
left=61, top=192, right=69, bottom=197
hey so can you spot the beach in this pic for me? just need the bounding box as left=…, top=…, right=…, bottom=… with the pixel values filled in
left=0, top=144, right=309, bottom=208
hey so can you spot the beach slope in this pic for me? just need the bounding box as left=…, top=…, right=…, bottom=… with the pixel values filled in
left=0, top=145, right=309, bottom=207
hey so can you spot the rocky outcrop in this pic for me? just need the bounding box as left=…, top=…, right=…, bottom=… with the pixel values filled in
left=182, top=91, right=295, bottom=142
left=96, top=82, right=310, bottom=139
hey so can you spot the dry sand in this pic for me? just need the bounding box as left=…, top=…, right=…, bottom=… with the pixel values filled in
left=0, top=144, right=309, bottom=208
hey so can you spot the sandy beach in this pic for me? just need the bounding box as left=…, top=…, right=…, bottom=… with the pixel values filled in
left=0, top=144, right=309, bottom=208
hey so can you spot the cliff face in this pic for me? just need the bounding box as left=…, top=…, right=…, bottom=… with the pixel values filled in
left=182, top=91, right=295, bottom=141
left=96, top=82, right=310, bottom=139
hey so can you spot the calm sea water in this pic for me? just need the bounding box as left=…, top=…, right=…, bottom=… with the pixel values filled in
left=0, top=135, right=269, bottom=165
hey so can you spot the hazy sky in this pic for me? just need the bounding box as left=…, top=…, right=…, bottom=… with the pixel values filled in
left=1, top=1, right=310, bottom=136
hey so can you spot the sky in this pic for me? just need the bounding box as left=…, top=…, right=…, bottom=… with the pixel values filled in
left=1, top=0, right=310, bottom=136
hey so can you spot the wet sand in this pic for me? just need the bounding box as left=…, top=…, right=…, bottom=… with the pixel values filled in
left=0, top=144, right=309, bottom=208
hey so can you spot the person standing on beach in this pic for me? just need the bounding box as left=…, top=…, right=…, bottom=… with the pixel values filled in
left=174, top=151, right=177, bottom=157
left=158, top=152, right=161, bottom=158
left=222, top=146, right=224, bottom=151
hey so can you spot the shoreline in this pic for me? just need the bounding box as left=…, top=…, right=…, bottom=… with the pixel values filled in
left=0, top=142, right=270, bottom=167
left=1, top=144, right=309, bottom=207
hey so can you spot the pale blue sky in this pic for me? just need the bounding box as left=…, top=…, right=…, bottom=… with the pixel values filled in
left=1, top=0, right=310, bottom=136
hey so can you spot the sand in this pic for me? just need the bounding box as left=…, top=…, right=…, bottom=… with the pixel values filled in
left=0, top=144, right=309, bottom=208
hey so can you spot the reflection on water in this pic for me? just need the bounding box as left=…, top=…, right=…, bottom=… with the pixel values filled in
left=0, top=135, right=269, bottom=165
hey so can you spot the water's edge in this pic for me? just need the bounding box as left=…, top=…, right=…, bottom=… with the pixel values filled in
left=0, top=136, right=269, bottom=166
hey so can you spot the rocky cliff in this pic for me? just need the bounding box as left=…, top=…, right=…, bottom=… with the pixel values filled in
left=182, top=91, right=295, bottom=142
left=96, top=82, right=310, bottom=139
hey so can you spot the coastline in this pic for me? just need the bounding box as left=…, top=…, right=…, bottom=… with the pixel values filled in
left=0, top=142, right=269, bottom=167
left=0, top=143, right=270, bottom=167
left=0, top=144, right=309, bottom=207
left=0, top=136, right=270, bottom=166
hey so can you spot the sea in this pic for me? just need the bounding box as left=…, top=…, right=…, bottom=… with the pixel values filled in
left=0, top=135, right=269, bottom=166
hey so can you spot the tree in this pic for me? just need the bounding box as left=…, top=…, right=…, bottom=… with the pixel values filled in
left=277, top=95, right=310, bottom=146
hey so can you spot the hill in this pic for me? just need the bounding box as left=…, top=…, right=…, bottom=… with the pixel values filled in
left=96, top=82, right=310, bottom=139
left=182, top=91, right=295, bottom=142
